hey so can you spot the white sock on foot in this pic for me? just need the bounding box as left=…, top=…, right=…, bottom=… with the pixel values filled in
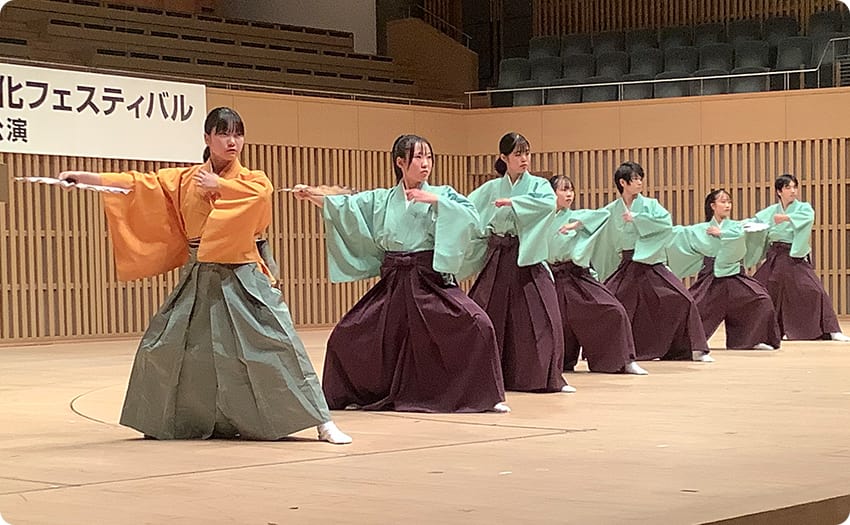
left=692, top=351, right=715, bottom=362
left=624, top=361, right=649, bottom=375
left=317, top=421, right=352, bottom=445
left=752, top=343, right=776, bottom=350
left=560, top=384, right=577, bottom=393
left=830, top=332, right=850, bottom=342
left=491, top=402, right=511, bottom=413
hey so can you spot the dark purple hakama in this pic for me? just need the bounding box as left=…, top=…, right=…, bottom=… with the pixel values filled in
left=753, top=242, right=841, bottom=340
left=469, top=235, right=567, bottom=392
left=605, top=250, right=709, bottom=360
left=322, top=251, right=506, bottom=413
left=551, top=261, right=635, bottom=372
left=689, top=257, right=781, bottom=349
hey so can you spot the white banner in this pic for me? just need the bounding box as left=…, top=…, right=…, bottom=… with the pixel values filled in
left=0, top=62, right=206, bottom=162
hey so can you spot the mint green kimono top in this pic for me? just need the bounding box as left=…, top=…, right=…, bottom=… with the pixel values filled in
left=546, top=208, right=610, bottom=269
left=592, top=194, right=675, bottom=282
left=666, top=218, right=751, bottom=278
left=458, top=172, right=556, bottom=279
left=322, top=181, right=481, bottom=283
left=747, top=200, right=815, bottom=263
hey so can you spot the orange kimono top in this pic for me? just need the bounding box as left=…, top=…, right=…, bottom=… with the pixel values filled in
left=100, top=161, right=274, bottom=281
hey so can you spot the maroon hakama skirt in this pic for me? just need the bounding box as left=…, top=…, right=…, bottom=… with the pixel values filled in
left=605, top=250, right=709, bottom=360
left=753, top=242, right=841, bottom=340
left=322, top=251, right=506, bottom=413
left=469, top=235, right=567, bottom=392
left=551, top=260, right=635, bottom=372
left=689, top=257, right=781, bottom=349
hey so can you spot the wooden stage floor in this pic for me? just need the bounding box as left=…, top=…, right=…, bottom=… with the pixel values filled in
left=1, top=326, right=850, bottom=525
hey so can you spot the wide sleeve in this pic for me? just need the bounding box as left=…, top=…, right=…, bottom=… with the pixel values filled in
left=433, top=186, right=481, bottom=275
left=511, top=178, right=556, bottom=266
left=322, top=190, right=385, bottom=283
left=569, top=208, right=610, bottom=269
left=665, top=225, right=704, bottom=278
left=631, top=199, right=674, bottom=264
left=101, top=168, right=188, bottom=281
left=590, top=201, right=623, bottom=282
left=786, top=202, right=815, bottom=258
left=197, top=170, right=274, bottom=264
left=715, top=221, right=746, bottom=270
left=456, top=183, right=494, bottom=280
left=745, top=208, right=774, bottom=266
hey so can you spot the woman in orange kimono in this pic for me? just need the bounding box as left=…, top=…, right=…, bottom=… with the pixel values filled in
left=58, top=107, right=350, bottom=444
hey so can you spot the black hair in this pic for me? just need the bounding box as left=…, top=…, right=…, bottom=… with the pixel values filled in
left=202, top=107, right=245, bottom=161
left=613, top=161, right=644, bottom=194
left=774, top=173, right=798, bottom=195
left=494, top=132, right=530, bottom=176
left=391, top=134, right=433, bottom=181
left=704, top=188, right=730, bottom=222
left=549, top=174, right=574, bottom=192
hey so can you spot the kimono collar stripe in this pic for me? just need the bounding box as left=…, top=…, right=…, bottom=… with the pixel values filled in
left=205, top=160, right=243, bottom=179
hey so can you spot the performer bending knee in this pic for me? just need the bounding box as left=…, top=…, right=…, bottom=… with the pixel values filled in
left=593, top=161, right=711, bottom=362
left=462, top=132, right=573, bottom=393
left=667, top=189, right=781, bottom=350
left=547, top=175, right=648, bottom=375
left=750, top=174, right=849, bottom=341
left=59, top=107, right=350, bottom=444
left=293, top=134, right=508, bottom=413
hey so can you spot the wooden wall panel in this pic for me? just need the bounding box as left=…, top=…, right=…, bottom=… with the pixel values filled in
left=533, top=0, right=839, bottom=36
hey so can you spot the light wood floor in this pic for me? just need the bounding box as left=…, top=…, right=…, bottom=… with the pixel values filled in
left=1, top=326, right=850, bottom=525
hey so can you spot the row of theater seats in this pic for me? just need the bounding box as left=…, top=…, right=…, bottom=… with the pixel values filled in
left=526, top=11, right=848, bottom=59
left=0, top=0, right=418, bottom=99
left=496, top=12, right=849, bottom=106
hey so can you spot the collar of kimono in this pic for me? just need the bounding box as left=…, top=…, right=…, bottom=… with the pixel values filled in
left=779, top=199, right=798, bottom=213
left=621, top=192, right=644, bottom=211
left=503, top=171, right=529, bottom=193
left=204, top=159, right=243, bottom=179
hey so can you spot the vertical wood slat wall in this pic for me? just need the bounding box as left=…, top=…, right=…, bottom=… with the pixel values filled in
left=533, top=0, right=840, bottom=36
left=1, top=140, right=847, bottom=342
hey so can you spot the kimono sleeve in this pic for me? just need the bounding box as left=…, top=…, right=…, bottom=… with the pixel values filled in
left=631, top=198, right=673, bottom=264
left=744, top=211, right=772, bottom=267
left=786, top=202, right=815, bottom=258
left=511, top=178, right=556, bottom=266
left=569, top=208, right=610, bottom=269
left=665, top=225, right=704, bottom=278
left=456, top=183, right=495, bottom=280
left=197, top=170, right=274, bottom=264
left=322, top=190, right=385, bottom=283
left=433, top=186, right=481, bottom=275
left=101, top=168, right=188, bottom=281
left=590, top=201, right=623, bottom=282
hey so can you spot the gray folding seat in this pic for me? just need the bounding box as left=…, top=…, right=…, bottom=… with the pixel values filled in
left=654, top=71, right=690, bottom=98
left=561, top=34, right=592, bottom=56
left=660, top=27, right=691, bottom=50
left=664, top=46, right=699, bottom=74
left=595, top=51, right=629, bottom=79
left=629, top=47, right=664, bottom=76
left=512, top=79, right=543, bottom=106
left=699, top=42, right=734, bottom=71
left=808, top=10, right=843, bottom=37
left=729, top=66, right=770, bottom=93
left=546, top=79, right=582, bottom=105
left=494, top=58, right=531, bottom=107
left=592, top=31, right=625, bottom=55
left=561, top=53, right=595, bottom=81
left=529, top=36, right=561, bottom=59
left=626, top=28, right=657, bottom=52
left=582, top=75, right=618, bottom=102
left=620, top=72, right=653, bottom=100
left=530, top=56, right=563, bottom=83
left=734, top=40, right=770, bottom=68
left=728, top=19, right=762, bottom=46
left=763, top=16, right=799, bottom=48
left=691, top=69, right=729, bottom=95
left=693, top=23, right=725, bottom=47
